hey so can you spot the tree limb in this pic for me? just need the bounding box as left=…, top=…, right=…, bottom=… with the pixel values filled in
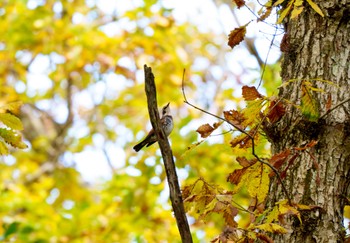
left=143, top=64, right=193, bottom=243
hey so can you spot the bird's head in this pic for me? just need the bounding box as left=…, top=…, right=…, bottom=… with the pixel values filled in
left=161, top=102, right=171, bottom=117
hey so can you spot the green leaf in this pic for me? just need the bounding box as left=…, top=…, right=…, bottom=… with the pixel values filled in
left=0, top=113, right=23, bottom=130
left=305, top=0, right=324, bottom=17
left=0, top=128, right=28, bottom=149
left=3, top=222, right=20, bottom=238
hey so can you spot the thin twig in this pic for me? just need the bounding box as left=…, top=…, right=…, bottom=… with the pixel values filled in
left=257, top=18, right=278, bottom=89
left=320, top=97, right=350, bottom=120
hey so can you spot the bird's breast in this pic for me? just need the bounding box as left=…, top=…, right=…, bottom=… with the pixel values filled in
left=163, top=116, right=173, bottom=136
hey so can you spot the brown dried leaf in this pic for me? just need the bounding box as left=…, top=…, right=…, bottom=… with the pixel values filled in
left=270, top=149, right=290, bottom=169
left=224, top=110, right=246, bottom=130
left=242, top=85, right=263, bottom=101
left=258, top=7, right=272, bottom=22
left=213, top=121, right=223, bottom=129
left=267, top=100, right=286, bottom=124
left=230, top=127, right=258, bottom=149
left=230, top=134, right=251, bottom=149
left=196, top=122, right=223, bottom=138
left=227, top=167, right=247, bottom=185
left=280, top=154, right=298, bottom=179
left=214, top=227, right=239, bottom=243
left=280, top=33, right=290, bottom=52
left=182, top=185, right=192, bottom=200
left=257, top=233, right=274, bottom=243
left=236, top=157, right=256, bottom=168
left=223, top=206, right=239, bottom=227
left=269, top=149, right=290, bottom=177
left=294, top=140, right=318, bottom=151
left=228, top=25, right=246, bottom=49
left=196, top=123, right=214, bottom=138
left=232, top=0, right=245, bottom=8
left=326, top=93, right=332, bottom=111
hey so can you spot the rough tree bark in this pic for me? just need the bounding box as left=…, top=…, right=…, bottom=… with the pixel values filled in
left=267, top=0, right=350, bottom=242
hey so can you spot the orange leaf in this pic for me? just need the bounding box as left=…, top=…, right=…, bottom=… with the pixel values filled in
left=228, top=25, right=246, bottom=49
left=232, top=0, right=245, bottom=8
left=242, top=85, right=263, bottom=101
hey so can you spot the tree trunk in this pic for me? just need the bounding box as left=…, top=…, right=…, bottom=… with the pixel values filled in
left=268, top=0, right=350, bottom=242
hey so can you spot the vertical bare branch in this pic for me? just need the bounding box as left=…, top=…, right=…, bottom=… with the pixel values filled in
left=143, top=65, right=193, bottom=243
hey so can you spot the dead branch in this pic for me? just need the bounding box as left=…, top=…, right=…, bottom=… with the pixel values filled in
left=144, top=65, right=193, bottom=243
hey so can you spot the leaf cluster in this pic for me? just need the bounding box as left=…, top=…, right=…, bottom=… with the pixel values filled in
left=184, top=83, right=324, bottom=241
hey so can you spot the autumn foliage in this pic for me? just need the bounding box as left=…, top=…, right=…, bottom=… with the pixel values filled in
left=0, top=0, right=343, bottom=242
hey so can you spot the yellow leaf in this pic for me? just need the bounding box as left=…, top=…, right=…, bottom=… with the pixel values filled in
left=296, top=204, right=312, bottom=210
left=255, top=223, right=288, bottom=234
left=246, top=164, right=270, bottom=203
left=292, top=0, right=304, bottom=19
left=294, top=0, right=303, bottom=6
left=305, top=0, right=324, bottom=17
left=0, top=141, right=9, bottom=155
left=301, top=82, right=319, bottom=121
left=290, top=6, right=303, bottom=19
left=277, top=1, right=294, bottom=24
left=0, top=113, right=24, bottom=130
left=242, top=99, right=265, bottom=127
left=0, top=101, right=23, bottom=114
left=273, top=0, right=286, bottom=6
left=265, top=206, right=279, bottom=223
left=278, top=201, right=302, bottom=223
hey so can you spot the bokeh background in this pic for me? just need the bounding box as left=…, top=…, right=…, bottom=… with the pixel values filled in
left=0, top=0, right=286, bottom=242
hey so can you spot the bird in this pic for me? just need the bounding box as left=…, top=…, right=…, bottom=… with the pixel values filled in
left=133, top=103, right=173, bottom=152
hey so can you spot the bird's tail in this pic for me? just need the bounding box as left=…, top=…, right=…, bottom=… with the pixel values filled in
left=133, top=139, right=148, bottom=152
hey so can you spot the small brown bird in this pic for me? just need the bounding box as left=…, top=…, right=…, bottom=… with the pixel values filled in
left=133, top=103, right=173, bottom=152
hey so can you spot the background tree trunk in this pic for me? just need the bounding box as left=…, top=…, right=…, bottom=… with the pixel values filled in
left=268, top=0, right=350, bottom=242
